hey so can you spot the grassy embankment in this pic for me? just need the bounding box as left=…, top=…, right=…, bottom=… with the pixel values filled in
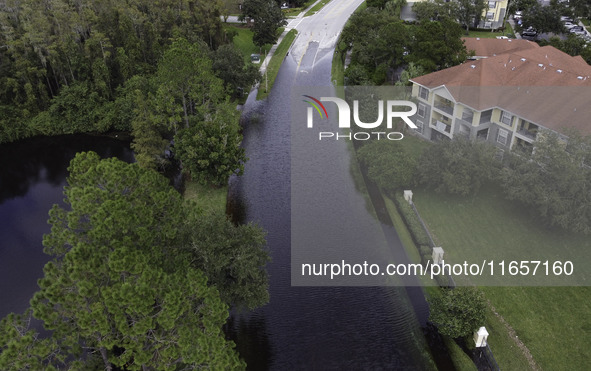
left=282, top=0, right=315, bottom=17
left=183, top=181, right=227, bottom=213
left=257, top=29, right=298, bottom=100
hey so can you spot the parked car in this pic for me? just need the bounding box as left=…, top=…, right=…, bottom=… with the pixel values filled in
left=571, top=27, right=587, bottom=36
left=570, top=25, right=585, bottom=33
left=521, top=27, right=538, bottom=37
left=561, top=16, right=574, bottom=22
left=563, top=21, right=577, bottom=30
left=514, top=10, right=523, bottom=20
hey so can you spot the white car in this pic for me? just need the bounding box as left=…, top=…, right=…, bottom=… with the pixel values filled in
left=563, top=21, right=577, bottom=30
left=514, top=11, right=523, bottom=20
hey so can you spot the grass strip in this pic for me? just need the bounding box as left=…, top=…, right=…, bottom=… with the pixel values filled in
left=305, top=0, right=332, bottom=17
left=257, top=29, right=298, bottom=100
left=183, top=180, right=227, bottom=213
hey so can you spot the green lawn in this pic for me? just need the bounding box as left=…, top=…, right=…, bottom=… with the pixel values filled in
left=467, top=22, right=515, bottom=39
left=183, top=180, right=228, bottom=213
left=257, top=29, right=298, bottom=100
left=224, top=24, right=272, bottom=63
left=411, top=185, right=591, bottom=370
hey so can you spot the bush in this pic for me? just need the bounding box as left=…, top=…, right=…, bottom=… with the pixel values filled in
left=419, top=245, right=432, bottom=266
left=393, top=194, right=431, bottom=246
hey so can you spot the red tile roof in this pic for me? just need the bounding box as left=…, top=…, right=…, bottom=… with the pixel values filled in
left=411, top=45, right=591, bottom=135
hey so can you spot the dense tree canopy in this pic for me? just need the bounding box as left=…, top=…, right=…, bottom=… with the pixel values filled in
left=417, top=137, right=499, bottom=196
left=241, top=0, right=286, bottom=47
left=519, top=2, right=565, bottom=35
left=339, top=8, right=467, bottom=82
left=428, top=287, right=486, bottom=339
left=0, top=152, right=269, bottom=369
left=500, top=131, right=591, bottom=234
left=0, top=0, right=236, bottom=143
left=406, top=19, right=468, bottom=73
left=357, top=140, right=418, bottom=194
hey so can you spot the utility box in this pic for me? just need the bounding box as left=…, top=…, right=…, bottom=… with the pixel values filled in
left=474, top=326, right=489, bottom=347
left=432, top=247, right=444, bottom=265
left=403, top=190, right=413, bottom=203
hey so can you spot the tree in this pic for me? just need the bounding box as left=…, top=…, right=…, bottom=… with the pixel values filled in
left=130, top=88, right=169, bottom=170
left=174, top=101, right=247, bottom=186
left=412, top=0, right=460, bottom=22
left=29, top=152, right=245, bottom=370
left=339, top=9, right=409, bottom=83
left=186, top=209, right=269, bottom=310
left=428, top=287, right=486, bottom=339
left=417, top=137, right=499, bottom=196
left=357, top=140, right=418, bottom=195
left=0, top=310, right=63, bottom=370
left=456, top=0, right=488, bottom=32
left=520, top=2, right=565, bottom=35
left=499, top=131, right=591, bottom=234
left=154, top=38, right=225, bottom=134
left=212, top=44, right=261, bottom=97
left=241, top=0, right=286, bottom=47
left=407, top=19, right=468, bottom=73
left=395, top=62, right=425, bottom=86
left=385, top=0, right=408, bottom=17
left=367, top=0, right=389, bottom=9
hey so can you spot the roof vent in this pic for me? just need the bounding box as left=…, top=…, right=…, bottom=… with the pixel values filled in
left=476, top=38, right=480, bottom=40
left=578, top=76, right=584, bottom=80
left=521, top=58, right=526, bottom=62
left=470, top=65, right=476, bottom=69
left=508, top=39, right=512, bottom=42
left=512, top=67, right=515, bottom=71
left=557, top=69, right=563, bottom=73
left=538, top=63, right=543, bottom=67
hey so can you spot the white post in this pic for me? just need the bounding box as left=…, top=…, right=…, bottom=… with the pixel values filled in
left=403, top=190, right=413, bottom=204
left=432, top=247, right=444, bottom=265
left=474, top=327, right=489, bottom=347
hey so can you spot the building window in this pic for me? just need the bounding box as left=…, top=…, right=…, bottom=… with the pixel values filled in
left=416, top=120, right=424, bottom=133
left=501, top=110, right=513, bottom=126
left=488, top=1, right=496, bottom=9
left=497, top=128, right=509, bottom=146
left=418, top=103, right=426, bottom=118
left=419, top=86, right=428, bottom=100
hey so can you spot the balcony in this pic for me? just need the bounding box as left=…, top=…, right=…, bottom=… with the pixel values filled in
left=433, top=102, right=454, bottom=116
left=432, top=119, right=451, bottom=134
left=516, top=128, right=537, bottom=141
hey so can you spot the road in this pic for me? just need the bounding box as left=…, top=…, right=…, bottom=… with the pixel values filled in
left=286, top=0, right=364, bottom=76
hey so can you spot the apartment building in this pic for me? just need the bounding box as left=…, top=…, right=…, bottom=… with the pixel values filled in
left=409, top=38, right=591, bottom=152
left=402, top=0, right=508, bottom=29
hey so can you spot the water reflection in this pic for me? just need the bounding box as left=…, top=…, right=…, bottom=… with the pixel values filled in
left=0, top=135, right=134, bottom=319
